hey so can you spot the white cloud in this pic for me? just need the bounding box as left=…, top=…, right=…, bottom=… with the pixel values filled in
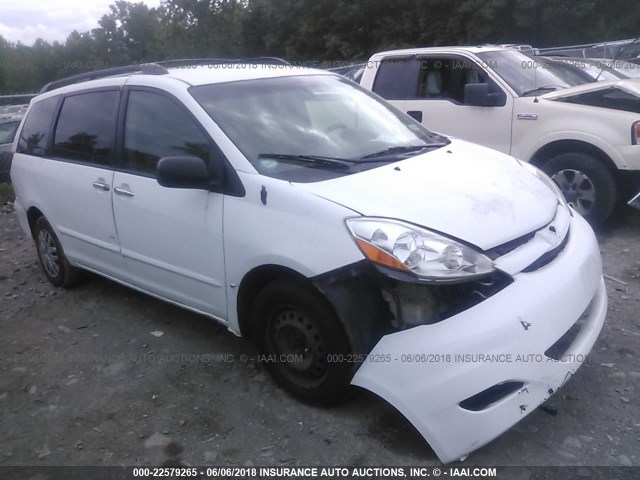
left=0, top=0, right=162, bottom=45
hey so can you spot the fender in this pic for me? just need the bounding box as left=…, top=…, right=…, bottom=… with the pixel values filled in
left=517, top=130, right=623, bottom=168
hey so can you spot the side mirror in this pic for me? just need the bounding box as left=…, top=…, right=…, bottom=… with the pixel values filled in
left=464, top=83, right=502, bottom=107
left=157, top=156, right=212, bottom=189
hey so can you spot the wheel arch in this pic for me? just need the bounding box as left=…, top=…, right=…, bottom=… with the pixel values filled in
left=529, top=139, right=618, bottom=175
left=26, top=206, right=45, bottom=238
left=236, top=261, right=390, bottom=356
left=236, top=264, right=311, bottom=339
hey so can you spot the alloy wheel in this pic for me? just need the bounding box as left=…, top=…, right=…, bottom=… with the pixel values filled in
left=551, top=168, right=596, bottom=216
left=37, top=230, right=60, bottom=278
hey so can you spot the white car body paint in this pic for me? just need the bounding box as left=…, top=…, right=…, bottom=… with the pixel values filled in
left=360, top=47, right=640, bottom=171
left=352, top=213, right=606, bottom=463
left=295, top=139, right=558, bottom=250
left=10, top=64, right=607, bottom=464
left=222, top=171, right=364, bottom=334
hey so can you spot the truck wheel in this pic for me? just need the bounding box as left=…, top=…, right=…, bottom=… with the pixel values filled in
left=34, top=217, right=83, bottom=288
left=542, top=152, right=616, bottom=224
left=251, top=280, right=354, bottom=405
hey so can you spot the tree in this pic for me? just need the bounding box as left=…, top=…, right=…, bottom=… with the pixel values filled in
left=2, top=0, right=640, bottom=96
left=93, top=1, right=166, bottom=65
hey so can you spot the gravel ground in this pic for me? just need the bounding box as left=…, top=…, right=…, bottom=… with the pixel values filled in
left=0, top=202, right=638, bottom=469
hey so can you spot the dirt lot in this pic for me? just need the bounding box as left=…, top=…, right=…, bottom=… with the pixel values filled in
left=0, top=201, right=639, bottom=469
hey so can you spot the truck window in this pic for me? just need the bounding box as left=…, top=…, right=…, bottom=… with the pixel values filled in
left=417, top=57, right=505, bottom=105
left=372, top=59, right=421, bottom=100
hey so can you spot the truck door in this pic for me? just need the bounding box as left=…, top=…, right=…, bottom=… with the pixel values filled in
left=371, top=56, right=513, bottom=154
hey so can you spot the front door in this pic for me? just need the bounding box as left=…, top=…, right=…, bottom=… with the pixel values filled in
left=372, top=56, right=514, bottom=154
left=112, top=88, right=227, bottom=319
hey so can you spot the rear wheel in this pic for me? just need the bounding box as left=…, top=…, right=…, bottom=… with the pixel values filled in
left=542, top=152, right=616, bottom=225
left=34, top=217, right=83, bottom=288
left=251, top=281, right=354, bottom=405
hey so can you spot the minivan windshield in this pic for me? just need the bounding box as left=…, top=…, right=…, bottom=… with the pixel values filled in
left=477, top=50, right=588, bottom=96
left=190, top=74, right=447, bottom=181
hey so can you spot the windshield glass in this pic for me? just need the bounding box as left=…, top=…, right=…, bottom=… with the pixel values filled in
left=580, top=61, right=623, bottom=81
left=541, top=59, right=596, bottom=84
left=604, top=60, right=640, bottom=79
left=619, top=43, right=640, bottom=62
left=190, top=75, right=445, bottom=181
left=477, top=50, right=586, bottom=96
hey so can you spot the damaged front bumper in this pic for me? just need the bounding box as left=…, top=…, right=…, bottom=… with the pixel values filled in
left=351, top=212, right=607, bottom=464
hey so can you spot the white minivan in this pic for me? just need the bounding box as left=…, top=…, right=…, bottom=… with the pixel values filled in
left=10, top=60, right=607, bottom=463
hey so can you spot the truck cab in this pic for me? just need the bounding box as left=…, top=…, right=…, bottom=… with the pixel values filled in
left=360, top=46, right=640, bottom=224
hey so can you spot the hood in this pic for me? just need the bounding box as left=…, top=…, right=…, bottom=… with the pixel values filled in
left=540, top=78, right=640, bottom=99
left=293, top=140, right=558, bottom=251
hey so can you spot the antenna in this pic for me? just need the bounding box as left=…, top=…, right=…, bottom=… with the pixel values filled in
left=533, top=58, right=538, bottom=102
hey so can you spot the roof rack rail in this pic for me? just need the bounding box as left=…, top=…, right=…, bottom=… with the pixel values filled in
left=40, top=63, right=169, bottom=93
left=39, top=57, right=291, bottom=94
left=157, top=57, right=291, bottom=67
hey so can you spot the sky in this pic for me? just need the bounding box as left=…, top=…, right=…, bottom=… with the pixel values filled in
left=0, top=0, right=162, bottom=45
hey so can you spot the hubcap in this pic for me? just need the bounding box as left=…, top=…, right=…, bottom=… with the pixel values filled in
left=551, top=169, right=596, bottom=216
left=268, top=307, right=328, bottom=388
left=37, top=230, right=60, bottom=278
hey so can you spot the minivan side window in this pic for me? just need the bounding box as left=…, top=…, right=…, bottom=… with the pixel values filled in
left=16, top=96, right=60, bottom=156
left=53, top=90, right=119, bottom=166
left=122, top=90, right=210, bottom=175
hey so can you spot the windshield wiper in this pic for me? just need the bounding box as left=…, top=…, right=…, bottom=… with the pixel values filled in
left=521, top=85, right=564, bottom=97
left=257, top=153, right=354, bottom=170
left=360, top=144, right=447, bottom=160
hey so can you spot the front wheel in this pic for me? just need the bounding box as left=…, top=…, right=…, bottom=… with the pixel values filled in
left=251, top=281, right=354, bottom=405
left=542, top=152, right=616, bottom=225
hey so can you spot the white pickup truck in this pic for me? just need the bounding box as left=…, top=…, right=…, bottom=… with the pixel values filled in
left=358, top=46, right=640, bottom=223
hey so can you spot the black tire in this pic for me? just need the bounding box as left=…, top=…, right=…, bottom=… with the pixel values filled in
left=33, top=217, right=83, bottom=288
left=542, top=152, right=616, bottom=225
left=251, top=280, right=354, bottom=405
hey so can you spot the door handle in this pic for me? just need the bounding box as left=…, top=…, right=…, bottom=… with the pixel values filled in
left=114, top=187, right=135, bottom=197
left=92, top=182, right=110, bottom=191
left=407, top=111, right=423, bottom=122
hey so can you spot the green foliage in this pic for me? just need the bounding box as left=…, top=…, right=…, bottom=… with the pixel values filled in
left=0, top=0, right=639, bottom=94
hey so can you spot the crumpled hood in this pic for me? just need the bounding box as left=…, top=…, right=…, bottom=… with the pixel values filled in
left=540, top=78, right=640, bottom=100
left=294, top=139, right=558, bottom=250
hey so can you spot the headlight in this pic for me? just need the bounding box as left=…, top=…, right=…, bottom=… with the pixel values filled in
left=519, top=161, right=571, bottom=211
left=346, top=218, right=495, bottom=282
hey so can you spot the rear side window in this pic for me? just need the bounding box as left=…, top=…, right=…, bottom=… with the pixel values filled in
left=17, top=96, right=60, bottom=155
left=372, top=58, right=421, bottom=100
left=53, top=90, right=119, bottom=166
left=122, top=90, right=210, bottom=175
